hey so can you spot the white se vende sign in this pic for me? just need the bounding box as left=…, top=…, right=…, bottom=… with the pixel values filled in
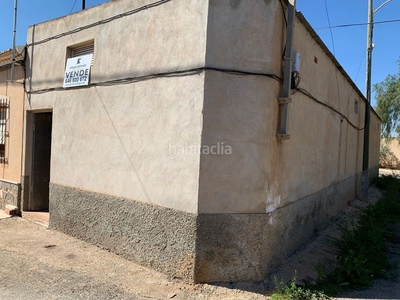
left=63, top=54, right=93, bottom=88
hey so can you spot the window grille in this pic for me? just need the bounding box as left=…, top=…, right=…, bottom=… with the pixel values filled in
left=0, top=97, right=9, bottom=164
left=71, top=43, right=94, bottom=58
left=69, top=41, right=95, bottom=66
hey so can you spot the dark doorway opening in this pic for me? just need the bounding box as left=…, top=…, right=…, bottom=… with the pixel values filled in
left=30, top=112, right=52, bottom=212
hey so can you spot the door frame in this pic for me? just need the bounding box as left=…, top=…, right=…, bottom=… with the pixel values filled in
left=22, top=109, right=53, bottom=211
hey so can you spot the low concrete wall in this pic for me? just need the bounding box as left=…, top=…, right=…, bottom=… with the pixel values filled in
left=0, top=180, right=20, bottom=211
left=195, top=173, right=359, bottom=282
left=48, top=170, right=372, bottom=283
left=380, top=139, right=400, bottom=169
left=49, top=183, right=197, bottom=281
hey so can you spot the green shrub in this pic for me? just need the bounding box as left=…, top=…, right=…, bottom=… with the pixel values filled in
left=271, top=277, right=330, bottom=300
left=272, top=175, right=400, bottom=298
left=316, top=175, right=400, bottom=293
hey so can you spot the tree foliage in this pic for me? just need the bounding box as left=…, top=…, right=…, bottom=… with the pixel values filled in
left=374, top=60, right=400, bottom=139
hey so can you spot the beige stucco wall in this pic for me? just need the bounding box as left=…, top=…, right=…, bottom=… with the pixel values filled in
left=388, top=139, right=400, bottom=160
left=24, top=0, right=381, bottom=215
left=380, top=138, right=400, bottom=169
left=0, top=66, right=24, bottom=183
left=26, top=0, right=208, bottom=91
left=24, top=0, right=209, bottom=214
left=22, top=0, right=383, bottom=282
left=198, top=1, right=380, bottom=214
left=199, top=0, right=283, bottom=214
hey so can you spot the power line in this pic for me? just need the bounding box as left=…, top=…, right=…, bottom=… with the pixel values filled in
left=324, top=0, right=336, bottom=55
left=343, top=48, right=366, bottom=116
left=324, top=0, right=344, bottom=119
left=26, top=66, right=363, bottom=130
left=26, top=67, right=281, bottom=95
left=316, top=18, right=400, bottom=30
left=278, top=0, right=287, bottom=27
left=295, top=88, right=364, bottom=131
left=23, top=0, right=364, bottom=132
left=69, top=0, right=78, bottom=14
left=27, top=0, right=172, bottom=48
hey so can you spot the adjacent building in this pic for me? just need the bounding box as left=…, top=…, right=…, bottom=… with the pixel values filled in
left=22, top=0, right=380, bottom=282
left=0, top=47, right=25, bottom=212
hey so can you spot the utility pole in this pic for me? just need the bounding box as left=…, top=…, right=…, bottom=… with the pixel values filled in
left=362, top=0, right=391, bottom=200
left=11, top=0, right=18, bottom=82
left=362, top=0, right=373, bottom=200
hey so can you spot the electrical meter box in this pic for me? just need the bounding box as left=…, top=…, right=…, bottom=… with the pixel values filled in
left=292, top=51, right=301, bottom=73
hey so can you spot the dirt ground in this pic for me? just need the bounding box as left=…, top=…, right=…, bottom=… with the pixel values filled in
left=0, top=216, right=267, bottom=300
left=1, top=169, right=400, bottom=299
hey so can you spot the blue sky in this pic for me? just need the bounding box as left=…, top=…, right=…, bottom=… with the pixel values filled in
left=297, top=0, right=400, bottom=107
left=0, top=0, right=108, bottom=49
left=0, top=0, right=399, bottom=107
